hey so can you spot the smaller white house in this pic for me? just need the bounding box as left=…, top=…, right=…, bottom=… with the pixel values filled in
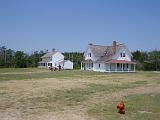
left=59, top=60, right=73, bottom=69
left=38, top=50, right=73, bottom=70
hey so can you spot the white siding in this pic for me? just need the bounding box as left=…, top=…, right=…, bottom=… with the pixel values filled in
left=39, top=52, right=64, bottom=68
left=84, top=48, right=97, bottom=61
left=93, top=63, right=106, bottom=72
left=52, top=52, right=64, bottom=66
left=113, top=48, right=131, bottom=61
left=63, top=61, right=73, bottom=69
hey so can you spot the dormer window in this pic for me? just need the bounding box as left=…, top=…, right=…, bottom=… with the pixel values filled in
left=121, top=53, right=123, bottom=57
left=88, top=53, right=91, bottom=57
left=121, top=52, right=126, bottom=57
left=123, top=53, right=125, bottom=57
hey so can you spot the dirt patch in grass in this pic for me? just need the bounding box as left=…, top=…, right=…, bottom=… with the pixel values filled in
left=0, top=78, right=89, bottom=120
left=0, top=71, right=48, bottom=75
left=86, top=85, right=160, bottom=105
left=29, top=106, right=96, bottom=120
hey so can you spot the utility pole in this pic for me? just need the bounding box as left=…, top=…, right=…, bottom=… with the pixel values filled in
left=72, top=53, right=73, bottom=62
left=1, top=40, right=6, bottom=66
left=69, top=53, right=70, bottom=60
left=4, top=49, right=6, bottom=65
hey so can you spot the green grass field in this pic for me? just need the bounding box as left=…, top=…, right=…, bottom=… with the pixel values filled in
left=0, top=68, right=160, bottom=120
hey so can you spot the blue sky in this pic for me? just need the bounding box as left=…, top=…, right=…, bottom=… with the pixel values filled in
left=0, top=0, right=160, bottom=52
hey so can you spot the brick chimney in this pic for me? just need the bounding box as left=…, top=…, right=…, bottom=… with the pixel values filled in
left=52, top=48, right=55, bottom=52
left=112, top=41, right=117, bottom=54
left=88, top=43, right=93, bottom=45
left=45, top=49, right=49, bottom=53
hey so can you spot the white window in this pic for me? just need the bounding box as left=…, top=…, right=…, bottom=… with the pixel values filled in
left=121, top=53, right=123, bottom=57
left=88, top=53, right=91, bottom=57
left=121, top=52, right=126, bottom=57
left=117, top=63, right=120, bottom=67
left=123, top=53, right=125, bottom=57
left=99, top=64, right=101, bottom=68
left=91, top=63, right=93, bottom=67
left=48, top=63, right=52, bottom=67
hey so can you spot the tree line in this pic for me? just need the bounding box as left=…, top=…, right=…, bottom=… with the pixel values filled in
left=0, top=46, right=160, bottom=70
left=0, top=46, right=45, bottom=68
left=132, top=50, right=160, bottom=71
left=0, top=46, right=84, bottom=69
left=63, top=52, right=84, bottom=69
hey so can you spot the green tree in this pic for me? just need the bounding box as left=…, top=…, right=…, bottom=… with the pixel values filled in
left=14, top=51, right=27, bottom=68
left=27, top=51, right=45, bottom=67
left=63, top=52, right=84, bottom=69
left=5, top=49, right=15, bottom=67
left=148, top=50, right=160, bottom=71
left=132, top=50, right=160, bottom=71
left=0, top=46, right=7, bottom=67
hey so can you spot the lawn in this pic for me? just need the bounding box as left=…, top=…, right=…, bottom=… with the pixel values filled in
left=0, top=68, right=160, bottom=120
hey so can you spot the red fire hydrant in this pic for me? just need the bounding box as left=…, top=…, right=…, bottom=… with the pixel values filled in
left=116, top=101, right=125, bottom=114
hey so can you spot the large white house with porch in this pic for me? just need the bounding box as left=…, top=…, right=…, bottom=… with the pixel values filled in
left=38, top=50, right=73, bottom=70
left=81, top=41, right=136, bottom=72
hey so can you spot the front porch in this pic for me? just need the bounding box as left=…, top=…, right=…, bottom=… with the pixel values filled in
left=38, top=62, right=53, bottom=69
left=81, top=60, right=136, bottom=72
left=81, top=59, right=93, bottom=71
left=105, top=60, right=136, bottom=72
left=105, top=63, right=135, bottom=72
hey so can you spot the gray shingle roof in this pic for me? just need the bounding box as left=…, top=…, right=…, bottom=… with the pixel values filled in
left=88, top=44, right=130, bottom=62
left=89, top=45, right=111, bottom=57
left=39, top=59, right=51, bottom=63
left=41, top=51, right=57, bottom=58
left=59, top=60, right=72, bottom=64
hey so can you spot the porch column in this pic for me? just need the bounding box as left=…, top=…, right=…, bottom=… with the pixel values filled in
left=122, top=63, right=123, bottom=72
left=83, top=63, right=85, bottom=70
left=115, top=63, right=117, bottom=72
left=134, top=64, right=135, bottom=72
left=81, top=62, right=82, bottom=70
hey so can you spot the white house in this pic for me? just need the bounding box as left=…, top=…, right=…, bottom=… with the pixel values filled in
left=38, top=50, right=73, bottom=70
left=81, top=41, right=136, bottom=72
